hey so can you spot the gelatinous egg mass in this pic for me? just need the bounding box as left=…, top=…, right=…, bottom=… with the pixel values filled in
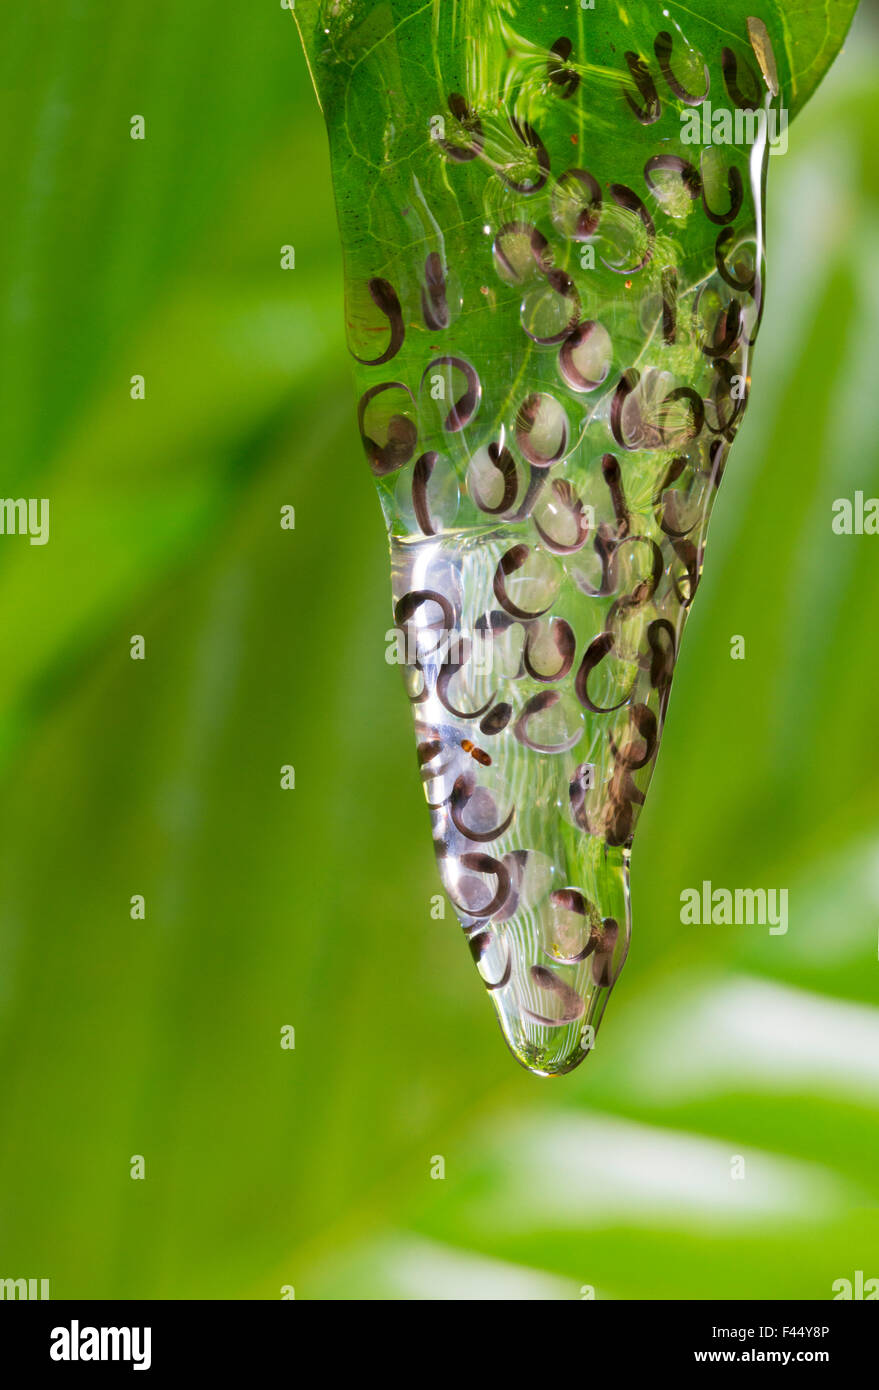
left=291, top=2, right=836, bottom=1074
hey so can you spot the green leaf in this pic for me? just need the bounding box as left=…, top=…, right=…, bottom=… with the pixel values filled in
left=0, top=0, right=875, bottom=1300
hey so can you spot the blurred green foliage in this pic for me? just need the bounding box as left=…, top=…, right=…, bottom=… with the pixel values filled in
left=0, top=1, right=877, bottom=1299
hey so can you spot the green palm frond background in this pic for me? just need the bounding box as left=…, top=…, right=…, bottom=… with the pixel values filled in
left=0, top=0, right=877, bottom=1299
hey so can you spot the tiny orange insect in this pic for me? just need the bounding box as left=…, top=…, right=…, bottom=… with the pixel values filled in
left=461, top=739, right=492, bottom=767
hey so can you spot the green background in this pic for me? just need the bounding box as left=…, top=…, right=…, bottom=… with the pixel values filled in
left=0, top=0, right=877, bottom=1299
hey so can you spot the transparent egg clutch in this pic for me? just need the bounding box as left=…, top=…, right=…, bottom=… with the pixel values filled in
left=294, top=1, right=851, bottom=1074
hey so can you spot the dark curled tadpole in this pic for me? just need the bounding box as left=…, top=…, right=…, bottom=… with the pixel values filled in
left=670, top=536, right=703, bottom=605
left=394, top=588, right=455, bottom=646
left=521, top=267, right=581, bottom=345
left=646, top=619, right=677, bottom=719
left=744, top=274, right=765, bottom=346
left=412, top=451, right=439, bottom=536
left=644, top=155, right=701, bottom=201
left=515, top=393, right=568, bottom=466
left=575, top=632, right=632, bottom=715
left=656, top=483, right=698, bottom=541
left=653, top=31, right=710, bottom=104
left=479, top=703, right=512, bottom=737
left=534, top=479, right=591, bottom=554
left=525, top=966, right=585, bottom=1026
left=721, top=47, right=762, bottom=109
left=437, top=92, right=483, bottom=160
left=661, top=386, right=705, bottom=445
left=422, top=355, right=481, bottom=432
left=554, top=168, right=602, bottom=239
left=604, top=763, right=645, bottom=847
left=468, top=931, right=511, bottom=990
left=351, top=277, right=405, bottom=366
left=559, top=319, right=609, bottom=391
left=707, top=359, right=747, bottom=438
left=590, top=920, right=620, bottom=988
left=708, top=437, right=729, bottom=488
left=661, top=266, right=678, bottom=343
left=702, top=165, right=744, bottom=225
left=421, top=252, right=449, bottom=330
left=601, top=452, right=630, bottom=537
left=474, top=609, right=519, bottom=639
left=572, top=525, right=616, bottom=598
left=471, top=441, right=519, bottom=517
left=610, top=369, right=641, bottom=450
left=493, top=220, right=553, bottom=279
left=702, top=299, right=743, bottom=359
left=607, top=535, right=664, bottom=611
left=509, top=464, right=549, bottom=523
left=623, top=51, right=661, bottom=124
left=357, top=381, right=417, bottom=476
left=514, top=691, right=582, bottom=754
left=608, top=703, right=658, bottom=770
left=548, top=37, right=580, bottom=100
left=603, top=185, right=655, bottom=273
left=491, top=849, right=530, bottom=924
left=437, top=643, right=495, bottom=720
left=417, top=738, right=443, bottom=767
left=523, top=618, right=576, bottom=683
left=653, top=454, right=688, bottom=507
left=569, top=770, right=593, bottom=834
left=548, top=888, right=600, bottom=964
left=449, top=774, right=514, bottom=844
left=448, top=852, right=511, bottom=919
left=551, top=887, right=589, bottom=918
left=715, top=228, right=757, bottom=293
left=501, top=115, right=551, bottom=194
left=493, top=544, right=552, bottom=620
left=417, top=727, right=456, bottom=787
